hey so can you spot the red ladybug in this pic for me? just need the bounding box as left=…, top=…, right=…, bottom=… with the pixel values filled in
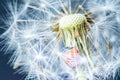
left=63, top=48, right=81, bottom=68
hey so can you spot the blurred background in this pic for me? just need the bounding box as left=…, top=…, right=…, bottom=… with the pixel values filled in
left=0, top=0, right=22, bottom=80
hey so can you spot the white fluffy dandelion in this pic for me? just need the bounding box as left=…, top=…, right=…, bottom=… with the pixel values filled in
left=0, top=0, right=120, bottom=80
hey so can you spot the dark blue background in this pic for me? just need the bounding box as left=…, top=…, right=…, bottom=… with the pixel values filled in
left=0, top=0, right=23, bottom=80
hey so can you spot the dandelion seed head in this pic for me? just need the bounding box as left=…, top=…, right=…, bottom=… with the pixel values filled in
left=59, top=14, right=86, bottom=29
left=0, top=0, right=120, bottom=80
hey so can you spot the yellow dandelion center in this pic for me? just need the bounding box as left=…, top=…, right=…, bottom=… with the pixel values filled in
left=59, top=14, right=86, bottom=29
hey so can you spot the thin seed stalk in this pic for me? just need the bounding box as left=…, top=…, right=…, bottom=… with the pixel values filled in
left=77, top=24, right=94, bottom=69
